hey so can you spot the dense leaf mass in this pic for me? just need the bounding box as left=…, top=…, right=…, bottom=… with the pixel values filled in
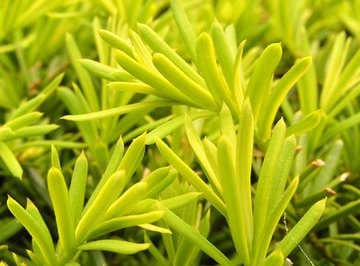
left=0, top=1, right=359, bottom=265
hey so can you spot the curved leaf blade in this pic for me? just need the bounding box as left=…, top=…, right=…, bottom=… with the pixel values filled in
left=79, top=239, right=150, bottom=255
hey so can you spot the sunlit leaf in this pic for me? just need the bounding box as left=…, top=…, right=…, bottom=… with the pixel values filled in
left=79, top=239, right=150, bottom=255
left=196, top=32, right=237, bottom=114
left=286, top=110, right=323, bottom=137
left=61, top=100, right=175, bottom=121
left=47, top=167, right=75, bottom=254
left=66, top=34, right=99, bottom=111
left=138, top=224, right=172, bottom=234
left=7, top=197, right=56, bottom=265
left=155, top=137, right=226, bottom=216
left=274, top=198, right=326, bottom=258
left=0, top=142, right=23, bottom=178
left=263, top=251, right=284, bottom=266
left=90, top=211, right=164, bottom=239
left=236, top=99, right=254, bottom=248
left=253, top=119, right=286, bottom=250
left=217, top=136, right=249, bottom=264
left=158, top=203, right=231, bottom=266
left=160, top=193, right=202, bottom=210
left=170, top=0, right=197, bottom=61
left=258, top=56, right=312, bottom=140
left=69, top=151, right=88, bottom=224
left=245, top=43, right=282, bottom=121
left=76, top=171, right=125, bottom=243
left=153, top=53, right=216, bottom=109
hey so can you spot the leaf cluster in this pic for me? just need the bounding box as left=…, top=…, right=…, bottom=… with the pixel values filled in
left=1, top=0, right=359, bottom=265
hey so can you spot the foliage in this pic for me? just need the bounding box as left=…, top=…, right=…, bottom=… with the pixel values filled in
left=0, top=0, right=359, bottom=265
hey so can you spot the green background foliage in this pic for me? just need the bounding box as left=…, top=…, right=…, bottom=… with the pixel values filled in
left=0, top=0, right=359, bottom=265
